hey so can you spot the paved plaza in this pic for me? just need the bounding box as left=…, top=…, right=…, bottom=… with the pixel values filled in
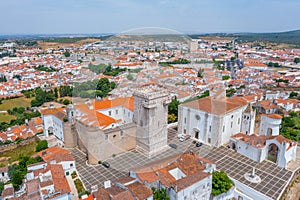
left=70, top=128, right=294, bottom=199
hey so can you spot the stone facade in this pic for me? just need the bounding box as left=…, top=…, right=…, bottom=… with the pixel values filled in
left=43, top=85, right=171, bottom=163
left=134, top=85, right=170, bottom=156
left=75, top=121, right=137, bottom=164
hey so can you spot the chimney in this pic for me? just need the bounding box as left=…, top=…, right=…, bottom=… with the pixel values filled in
left=104, top=180, right=111, bottom=189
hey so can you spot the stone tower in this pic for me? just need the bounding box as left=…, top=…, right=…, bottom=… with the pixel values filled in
left=241, top=104, right=255, bottom=135
left=66, top=104, right=76, bottom=124
left=133, top=85, right=170, bottom=156
left=64, top=104, right=78, bottom=148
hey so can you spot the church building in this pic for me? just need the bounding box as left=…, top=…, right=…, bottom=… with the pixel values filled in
left=178, top=95, right=253, bottom=147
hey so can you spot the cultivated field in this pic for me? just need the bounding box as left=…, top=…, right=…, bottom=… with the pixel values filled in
left=0, top=113, right=16, bottom=123
left=38, top=38, right=100, bottom=49
left=0, top=97, right=34, bottom=111
left=0, top=139, right=38, bottom=167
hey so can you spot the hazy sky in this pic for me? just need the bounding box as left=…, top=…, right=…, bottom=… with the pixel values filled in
left=1, top=0, right=300, bottom=34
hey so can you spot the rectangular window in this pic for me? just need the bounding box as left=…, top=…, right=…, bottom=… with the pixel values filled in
left=238, top=118, right=240, bottom=124
left=184, top=117, right=186, bottom=124
left=116, top=110, right=118, bottom=115
left=105, top=135, right=108, bottom=140
left=108, top=111, right=112, bottom=116
left=231, top=122, right=233, bottom=128
left=70, top=163, right=73, bottom=167
left=223, top=125, right=225, bottom=132
left=184, top=129, right=186, bottom=134
left=209, top=126, right=211, bottom=132
left=208, top=138, right=211, bottom=144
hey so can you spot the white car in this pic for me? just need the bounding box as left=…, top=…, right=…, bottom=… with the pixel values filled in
left=177, top=134, right=183, bottom=139
left=179, top=136, right=186, bottom=142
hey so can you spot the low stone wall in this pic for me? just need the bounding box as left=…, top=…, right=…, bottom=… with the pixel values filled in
left=0, top=137, right=38, bottom=154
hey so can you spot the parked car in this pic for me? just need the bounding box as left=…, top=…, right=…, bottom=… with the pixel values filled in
left=102, top=161, right=110, bottom=168
left=179, top=134, right=191, bottom=142
left=169, top=143, right=177, bottom=149
left=196, top=142, right=203, bottom=147
left=177, top=134, right=183, bottom=139
left=183, top=135, right=191, bottom=140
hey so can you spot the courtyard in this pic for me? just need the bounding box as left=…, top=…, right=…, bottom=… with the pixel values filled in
left=70, top=128, right=294, bottom=199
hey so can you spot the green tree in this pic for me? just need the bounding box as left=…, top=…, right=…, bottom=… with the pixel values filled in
left=294, top=57, right=300, bottom=64
left=168, top=98, right=180, bottom=122
left=212, top=171, right=234, bottom=196
left=222, top=75, right=231, bottom=80
left=11, top=170, right=23, bottom=188
left=64, top=50, right=71, bottom=57
left=17, top=107, right=25, bottom=114
left=152, top=188, right=170, bottom=200
left=168, top=113, right=177, bottom=123
left=0, top=75, right=7, bottom=82
left=127, top=73, right=134, bottom=81
left=197, top=68, right=204, bottom=78
left=54, top=88, right=59, bottom=98
left=31, top=99, right=40, bottom=107
left=0, top=182, right=4, bottom=194
left=36, top=140, right=48, bottom=152
left=63, top=99, right=70, bottom=105
left=280, top=111, right=300, bottom=142
left=289, top=91, right=298, bottom=99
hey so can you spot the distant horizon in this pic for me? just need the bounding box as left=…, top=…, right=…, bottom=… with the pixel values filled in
left=0, top=29, right=299, bottom=37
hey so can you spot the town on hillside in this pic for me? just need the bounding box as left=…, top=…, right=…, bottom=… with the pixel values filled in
left=0, top=30, right=300, bottom=200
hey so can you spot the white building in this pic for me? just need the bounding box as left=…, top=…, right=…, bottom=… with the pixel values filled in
left=37, top=146, right=76, bottom=176
left=178, top=96, right=250, bottom=147
left=26, top=163, right=71, bottom=200
left=259, top=114, right=282, bottom=136
left=230, top=133, right=297, bottom=169
left=230, top=113, right=297, bottom=168
left=41, top=107, right=66, bottom=142
left=132, top=152, right=216, bottom=200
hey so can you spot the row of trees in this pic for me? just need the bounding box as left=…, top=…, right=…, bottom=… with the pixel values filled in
left=0, top=108, right=40, bottom=131
left=34, top=65, right=57, bottom=72
left=8, top=155, right=43, bottom=188
left=88, top=63, right=126, bottom=76
left=268, top=62, right=283, bottom=68
left=159, top=58, right=190, bottom=66
left=73, top=78, right=117, bottom=98
left=26, top=78, right=116, bottom=107
left=31, top=88, right=56, bottom=107
left=274, top=78, right=289, bottom=83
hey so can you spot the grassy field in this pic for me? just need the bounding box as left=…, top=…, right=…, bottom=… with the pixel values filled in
left=0, top=139, right=38, bottom=167
left=38, top=38, right=99, bottom=49
left=0, top=113, right=16, bottom=123
left=0, top=97, right=34, bottom=111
